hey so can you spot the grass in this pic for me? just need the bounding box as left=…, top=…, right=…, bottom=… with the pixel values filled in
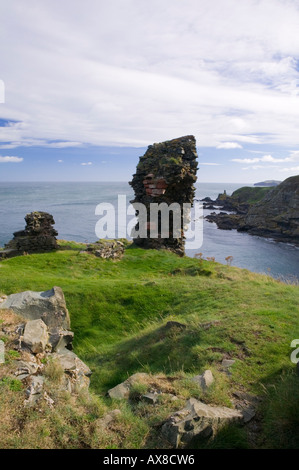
left=0, top=240, right=299, bottom=448
left=231, top=186, right=272, bottom=204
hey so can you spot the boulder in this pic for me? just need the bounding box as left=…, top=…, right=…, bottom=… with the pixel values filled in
left=23, top=319, right=49, bottom=354
left=192, top=370, right=214, bottom=390
left=0, top=286, right=70, bottom=329
left=107, top=373, right=149, bottom=400
left=161, top=397, right=243, bottom=448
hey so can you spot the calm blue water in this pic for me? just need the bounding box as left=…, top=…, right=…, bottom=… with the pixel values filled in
left=0, top=181, right=298, bottom=281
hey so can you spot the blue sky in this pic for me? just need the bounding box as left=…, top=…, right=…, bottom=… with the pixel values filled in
left=1, top=0, right=299, bottom=183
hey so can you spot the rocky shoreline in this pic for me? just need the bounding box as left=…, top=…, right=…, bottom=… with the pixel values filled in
left=203, top=176, right=299, bottom=246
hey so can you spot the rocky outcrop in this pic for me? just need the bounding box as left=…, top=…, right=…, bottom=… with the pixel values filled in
left=204, top=176, right=299, bottom=245
left=107, top=373, right=149, bottom=400
left=0, top=286, right=70, bottom=329
left=161, top=397, right=244, bottom=448
left=130, top=136, right=198, bottom=256
left=0, top=287, right=91, bottom=407
left=0, top=212, right=58, bottom=258
left=239, top=175, right=299, bottom=244
left=83, top=239, right=127, bottom=259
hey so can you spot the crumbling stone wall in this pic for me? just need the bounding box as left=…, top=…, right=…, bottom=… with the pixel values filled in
left=130, top=135, right=198, bottom=256
left=3, top=211, right=58, bottom=257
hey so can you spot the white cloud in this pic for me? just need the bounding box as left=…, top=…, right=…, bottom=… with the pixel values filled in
left=0, top=155, right=23, bottom=163
left=1, top=0, right=299, bottom=149
left=200, top=162, right=221, bottom=166
left=280, top=165, right=299, bottom=172
left=58, top=159, right=63, bottom=163
left=81, top=162, right=92, bottom=166
left=232, top=151, right=299, bottom=167
left=216, top=142, right=243, bottom=149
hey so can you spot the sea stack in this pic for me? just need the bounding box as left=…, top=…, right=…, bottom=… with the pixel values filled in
left=130, top=135, right=198, bottom=256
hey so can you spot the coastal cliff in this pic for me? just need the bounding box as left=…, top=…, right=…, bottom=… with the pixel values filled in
left=205, top=176, right=299, bottom=245
left=240, top=175, right=299, bottom=243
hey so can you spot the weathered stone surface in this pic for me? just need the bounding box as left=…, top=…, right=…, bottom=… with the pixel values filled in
left=192, top=370, right=214, bottom=390
left=95, top=409, right=122, bottom=429
left=161, top=397, right=243, bottom=448
left=86, top=240, right=126, bottom=259
left=107, top=373, right=149, bottom=400
left=221, top=359, right=236, bottom=368
left=130, top=135, right=198, bottom=256
left=0, top=287, right=92, bottom=406
left=23, top=319, right=49, bottom=354
left=3, top=211, right=58, bottom=257
left=53, top=349, right=92, bottom=377
left=141, top=392, right=159, bottom=404
left=0, top=286, right=70, bottom=329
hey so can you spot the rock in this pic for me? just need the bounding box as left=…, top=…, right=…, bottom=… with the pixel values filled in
left=141, top=392, right=159, bottom=404
left=221, top=359, right=236, bottom=368
left=48, top=328, right=74, bottom=352
left=96, top=409, right=122, bottom=429
left=15, top=360, right=40, bottom=377
left=25, top=375, right=44, bottom=396
left=107, top=372, right=149, bottom=400
left=192, top=370, right=214, bottom=390
left=130, top=135, right=198, bottom=256
left=3, top=211, right=58, bottom=257
left=239, top=175, right=299, bottom=244
left=165, top=321, right=186, bottom=330
left=161, top=397, right=243, bottom=448
left=53, top=349, right=92, bottom=377
left=86, top=239, right=126, bottom=260
left=22, top=319, right=49, bottom=354
left=0, top=286, right=70, bottom=329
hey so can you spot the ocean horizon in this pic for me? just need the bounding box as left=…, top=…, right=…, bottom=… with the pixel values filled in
left=0, top=181, right=298, bottom=281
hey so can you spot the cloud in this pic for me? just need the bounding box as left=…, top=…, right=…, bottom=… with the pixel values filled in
left=1, top=0, right=299, bottom=150
left=200, top=162, right=221, bottom=166
left=216, top=142, right=243, bottom=149
left=232, top=152, right=299, bottom=165
left=0, top=155, right=23, bottom=163
left=81, top=162, right=92, bottom=166
left=280, top=166, right=299, bottom=172
left=58, top=159, right=63, bottom=163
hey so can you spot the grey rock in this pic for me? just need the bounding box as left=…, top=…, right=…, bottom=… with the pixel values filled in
left=15, top=360, right=39, bottom=376
left=0, top=286, right=70, bottom=330
left=48, top=328, right=74, bottom=352
left=53, top=349, right=91, bottom=377
left=25, top=375, right=44, bottom=397
left=221, top=359, right=236, bottom=368
left=142, top=392, right=159, bottom=404
left=23, top=319, right=49, bottom=354
left=192, top=370, right=214, bottom=390
left=108, top=373, right=149, bottom=400
left=96, top=409, right=121, bottom=429
left=161, top=397, right=243, bottom=448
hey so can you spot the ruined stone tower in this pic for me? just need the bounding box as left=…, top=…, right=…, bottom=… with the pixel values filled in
left=2, top=212, right=58, bottom=258
left=130, top=135, right=198, bottom=256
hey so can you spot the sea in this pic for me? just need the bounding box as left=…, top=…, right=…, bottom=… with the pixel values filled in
left=0, top=181, right=298, bottom=281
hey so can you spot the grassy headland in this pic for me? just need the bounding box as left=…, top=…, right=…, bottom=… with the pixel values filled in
left=0, top=241, right=298, bottom=448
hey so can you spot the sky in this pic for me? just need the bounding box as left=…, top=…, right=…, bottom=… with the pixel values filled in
left=1, top=0, right=299, bottom=183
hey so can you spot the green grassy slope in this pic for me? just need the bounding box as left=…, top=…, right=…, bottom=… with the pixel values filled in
left=0, top=242, right=298, bottom=448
